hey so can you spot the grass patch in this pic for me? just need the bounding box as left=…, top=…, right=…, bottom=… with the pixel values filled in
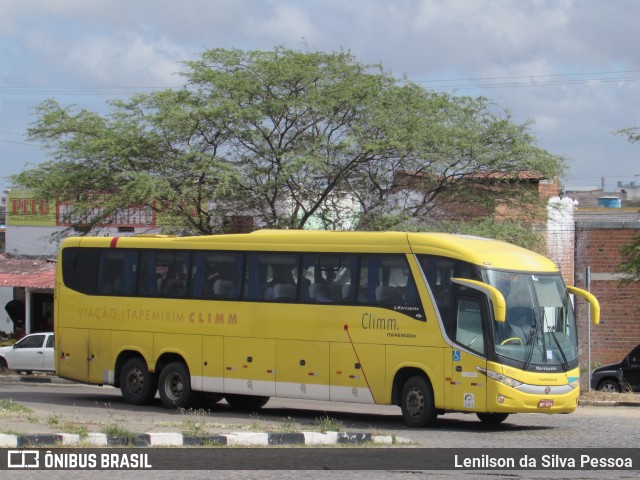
left=314, top=415, right=343, bottom=433
left=276, top=416, right=300, bottom=433
left=178, top=408, right=210, bottom=437
left=102, top=423, right=136, bottom=444
left=0, top=398, right=32, bottom=415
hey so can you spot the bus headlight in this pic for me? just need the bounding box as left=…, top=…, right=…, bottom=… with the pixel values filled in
left=568, top=376, right=580, bottom=389
left=481, top=368, right=523, bottom=388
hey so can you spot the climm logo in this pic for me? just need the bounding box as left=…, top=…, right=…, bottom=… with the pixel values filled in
left=361, top=312, right=398, bottom=331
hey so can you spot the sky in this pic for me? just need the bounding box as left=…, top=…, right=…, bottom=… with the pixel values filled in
left=1, top=0, right=639, bottom=194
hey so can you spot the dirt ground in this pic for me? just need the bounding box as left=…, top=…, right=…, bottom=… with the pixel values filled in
left=579, top=390, right=639, bottom=403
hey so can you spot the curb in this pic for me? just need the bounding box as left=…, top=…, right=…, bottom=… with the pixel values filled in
left=0, top=431, right=410, bottom=448
left=578, top=400, right=640, bottom=407
left=0, top=374, right=73, bottom=384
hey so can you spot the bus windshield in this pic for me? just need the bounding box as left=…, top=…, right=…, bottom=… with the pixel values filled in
left=482, top=270, right=579, bottom=370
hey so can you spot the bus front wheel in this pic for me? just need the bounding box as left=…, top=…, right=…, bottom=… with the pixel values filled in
left=476, top=412, right=509, bottom=424
left=224, top=394, right=270, bottom=411
left=400, top=376, right=437, bottom=428
left=120, top=357, right=157, bottom=405
left=158, top=362, right=193, bottom=408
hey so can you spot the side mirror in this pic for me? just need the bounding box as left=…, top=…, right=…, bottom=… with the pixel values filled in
left=451, top=278, right=506, bottom=322
left=567, top=286, right=600, bottom=325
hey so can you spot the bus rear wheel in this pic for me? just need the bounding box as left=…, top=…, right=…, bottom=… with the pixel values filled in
left=120, top=358, right=157, bottom=405
left=476, top=412, right=509, bottom=424
left=158, top=362, right=193, bottom=408
left=224, top=394, right=270, bottom=411
left=400, top=376, right=437, bottom=428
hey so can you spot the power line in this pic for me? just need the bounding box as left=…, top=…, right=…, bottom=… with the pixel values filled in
left=413, top=69, right=640, bottom=84
left=0, top=139, right=36, bottom=146
left=1, top=69, right=639, bottom=96
left=415, top=76, right=640, bottom=91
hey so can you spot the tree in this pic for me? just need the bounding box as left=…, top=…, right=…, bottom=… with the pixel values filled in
left=619, top=239, right=640, bottom=285
left=615, top=127, right=640, bottom=144
left=13, top=47, right=565, bottom=239
left=615, top=127, right=640, bottom=283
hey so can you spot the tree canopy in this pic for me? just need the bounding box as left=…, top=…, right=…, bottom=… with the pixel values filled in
left=13, top=47, right=565, bottom=240
left=615, top=127, right=640, bottom=283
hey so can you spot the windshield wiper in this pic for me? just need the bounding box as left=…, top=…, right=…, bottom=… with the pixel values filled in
left=523, top=318, right=541, bottom=370
left=548, top=329, right=569, bottom=370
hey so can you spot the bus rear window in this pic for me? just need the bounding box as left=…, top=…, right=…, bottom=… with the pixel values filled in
left=61, top=247, right=100, bottom=294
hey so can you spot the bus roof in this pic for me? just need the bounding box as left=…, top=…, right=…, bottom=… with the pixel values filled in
left=61, top=230, right=559, bottom=273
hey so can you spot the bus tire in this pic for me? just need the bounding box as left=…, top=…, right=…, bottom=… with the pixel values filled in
left=224, top=394, right=270, bottom=411
left=158, top=362, right=192, bottom=408
left=400, top=376, right=437, bottom=428
left=476, top=412, right=509, bottom=424
left=120, top=357, right=157, bottom=405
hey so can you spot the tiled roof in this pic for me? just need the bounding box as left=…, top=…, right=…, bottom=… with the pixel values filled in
left=0, top=254, right=56, bottom=289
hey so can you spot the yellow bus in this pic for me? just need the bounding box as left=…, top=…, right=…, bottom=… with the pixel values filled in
left=54, top=230, right=599, bottom=427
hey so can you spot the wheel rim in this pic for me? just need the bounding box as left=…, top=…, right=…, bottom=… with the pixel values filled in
left=164, top=372, right=184, bottom=401
left=405, top=386, right=425, bottom=417
left=125, top=368, right=145, bottom=395
left=600, top=383, right=617, bottom=393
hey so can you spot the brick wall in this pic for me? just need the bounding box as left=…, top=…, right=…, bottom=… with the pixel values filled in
left=574, top=222, right=640, bottom=370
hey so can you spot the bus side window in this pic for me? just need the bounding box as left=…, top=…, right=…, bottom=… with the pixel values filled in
left=244, top=253, right=299, bottom=302
left=418, top=255, right=480, bottom=338
left=97, top=250, right=137, bottom=296
left=194, top=253, right=243, bottom=300
left=302, top=254, right=357, bottom=304
left=138, top=252, right=160, bottom=297
left=455, top=297, right=485, bottom=355
left=61, top=247, right=101, bottom=295
left=162, top=253, right=190, bottom=297
left=358, top=255, right=420, bottom=308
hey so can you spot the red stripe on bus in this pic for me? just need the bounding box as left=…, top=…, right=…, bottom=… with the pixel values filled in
left=110, top=237, right=119, bottom=248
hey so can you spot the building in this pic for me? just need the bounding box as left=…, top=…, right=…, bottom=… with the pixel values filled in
left=0, top=254, right=55, bottom=337
left=573, top=207, right=640, bottom=366
left=0, top=188, right=159, bottom=339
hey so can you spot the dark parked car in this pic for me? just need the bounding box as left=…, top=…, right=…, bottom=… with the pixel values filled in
left=591, top=344, right=640, bottom=393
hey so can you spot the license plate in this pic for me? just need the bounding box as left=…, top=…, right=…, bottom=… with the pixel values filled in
left=538, top=399, right=554, bottom=408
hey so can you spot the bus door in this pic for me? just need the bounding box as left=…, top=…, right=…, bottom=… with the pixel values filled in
left=449, top=294, right=488, bottom=412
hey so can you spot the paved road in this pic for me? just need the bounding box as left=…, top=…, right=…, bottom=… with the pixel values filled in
left=1, top=379, right=638, bottom=479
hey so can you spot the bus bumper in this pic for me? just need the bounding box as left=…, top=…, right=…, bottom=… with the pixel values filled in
left=487, top=382, right=579, bottom=414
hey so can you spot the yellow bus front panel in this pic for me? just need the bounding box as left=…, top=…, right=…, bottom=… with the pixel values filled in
left=448, top=349, right=487, bottom=413
left=483, top=362, right=580, bottom=414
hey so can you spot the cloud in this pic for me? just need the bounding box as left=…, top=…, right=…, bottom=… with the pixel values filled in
left=65, top=33, right=187, bottom=86
left=245, top=4, right=319, bottom=46
left=2, top=0, right=640, bottom=189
